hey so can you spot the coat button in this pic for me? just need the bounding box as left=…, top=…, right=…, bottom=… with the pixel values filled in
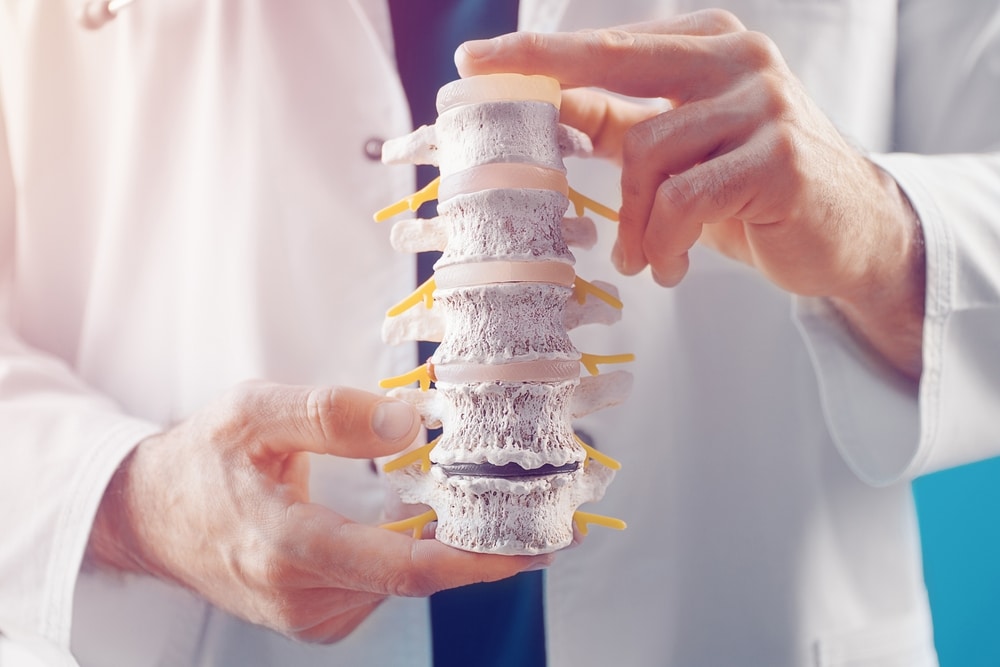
left=364, top=137, right=385, bottom=161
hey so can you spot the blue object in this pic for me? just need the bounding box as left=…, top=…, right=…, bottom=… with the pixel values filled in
left=387, top=2, right=546, bottom=666
left=914, top=456, right=1000, bottom=667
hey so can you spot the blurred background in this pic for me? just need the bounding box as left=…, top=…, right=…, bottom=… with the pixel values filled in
left=915, top=455, right=1000, bottom=666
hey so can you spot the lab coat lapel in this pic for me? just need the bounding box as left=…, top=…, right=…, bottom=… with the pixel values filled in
left=348, top=0, right=397, bottom=65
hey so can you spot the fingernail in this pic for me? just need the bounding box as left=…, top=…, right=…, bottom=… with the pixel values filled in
left=372, top=400, right=416, bottom=441
left=461, top=39, right=496, bottom=60
left=611, top=241, right=625, bottom=273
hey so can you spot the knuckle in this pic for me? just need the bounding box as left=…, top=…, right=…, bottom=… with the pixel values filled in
left=697, top=8, right=745, bottom=33
left=759, top=75, right=790, bottom=117
left=734, top=31, right=782, bottom=71
left=621, top=114, right=672, bottom=172
left=305, top=386, right=357, bottom=443
left=656, top=175, right=698, bottom=215
left=621, top=123, right=651, bottom=166
left=260, top=549, right=299, bottom=590
left=584, top=29, right=641, bottom=90
left=255, top=568, right=322, bottom=634
left=383, top=571, right=420, bottom=598
left=238, top=522, right=301, bottom=588
left=237, top=552, right=317, bottom=637
left=768, top=125, right=801, bottom=172
left=383, top=553, right=436, bottom=598
left=509, top=31, right=548, bottom=58
left=233, top=540, right=288, bottom=591
left=205, top=381, right=265, bottom=444
left=590, top=28, right=637, bottom=54
left=617, top=206, right=645, bottom=238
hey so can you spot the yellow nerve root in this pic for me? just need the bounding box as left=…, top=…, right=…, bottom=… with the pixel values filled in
left=382, top=436, right=440, bottom=474
left=573, top=511, right=627, bottom=537
left=567, top=187, right=619, bottom=222
left=379, top=363, right=433, bottom=391
left=387, top=277, right=436, bottom=317
left=579, top=352, right=636, bottom=376
left=374, top=177, right=441, bottom=222
left=573, top=276, right=623, bottom=309
left=381, top=509, right=438, bottom=539
left=574, top=435, right=622, bottom=471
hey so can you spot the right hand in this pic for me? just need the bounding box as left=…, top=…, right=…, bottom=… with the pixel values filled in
left=86, top=381, right=549, bottom=643
left=456, top=10, right=924, bottom=378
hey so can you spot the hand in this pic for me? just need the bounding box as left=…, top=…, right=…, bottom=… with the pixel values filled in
left=457, top=9, right=924, bottom=378
left=87, top=381, right=548, bottom=643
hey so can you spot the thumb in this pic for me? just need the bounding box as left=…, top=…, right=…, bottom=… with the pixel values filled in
left=560, top=88, right=660, bottom=164
left=227, top=382, right=420, bottom=459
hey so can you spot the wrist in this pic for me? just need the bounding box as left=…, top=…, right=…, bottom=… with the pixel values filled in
left=830, top=163, right=925, bottom=379
left=85, top=437, right=168, bottom=580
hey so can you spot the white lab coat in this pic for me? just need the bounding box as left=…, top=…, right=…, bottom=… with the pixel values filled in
left=0, top=0, right=998, bottom=665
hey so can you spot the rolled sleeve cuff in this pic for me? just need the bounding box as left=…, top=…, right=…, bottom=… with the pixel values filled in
left=42, top=417, right=162, bottom=651
left=795, top=151, right=1000, bottom=486
left=793, top=295, right=923, bottom=486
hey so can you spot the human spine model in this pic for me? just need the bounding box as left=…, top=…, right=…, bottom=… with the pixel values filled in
left=375, top=74, right=632, bottom=555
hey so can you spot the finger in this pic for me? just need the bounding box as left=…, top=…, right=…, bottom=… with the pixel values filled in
left=286, top=504, right=551, bottom=597
left=221, top=382, right=420, bottom=460
left=699, top=219, right=754, bottom=267
left=295, top=600, right=385, bottom=645
left=559, top=88, right=660, bottom=162
left=605, top=9, right=746, bottom=37
left=643, top=212, right=699, bottom=287
left=642, top=140, right=781, bottom=285
left=457, top=29, right=747, bottom=100
left=345, top=526, right=549, bottom=596
left=402, top=533, right=553, bottom=595
left=617, top=87, right=759, bottom=274
left=266, top=586, right=386, bottom=637
left=456, top=9, right=746, bottom=85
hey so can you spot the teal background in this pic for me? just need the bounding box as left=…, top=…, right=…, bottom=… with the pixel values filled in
left=914, top=455, right=1000, bottom=666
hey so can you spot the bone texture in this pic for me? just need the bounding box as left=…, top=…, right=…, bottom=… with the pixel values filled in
left=380, top=74, right=629, bottom=554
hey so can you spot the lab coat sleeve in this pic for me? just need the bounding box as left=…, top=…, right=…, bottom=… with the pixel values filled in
left=793, top=3, right=1000, bottom=486
left=0, top=94, right=162, bottom=661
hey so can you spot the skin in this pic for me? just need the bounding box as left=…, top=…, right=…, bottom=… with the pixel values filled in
left=457, top=9, right=925, bottom=380
left=85, top=11, right=923, bottom=645
left=87, top=381, right=549, bottom=644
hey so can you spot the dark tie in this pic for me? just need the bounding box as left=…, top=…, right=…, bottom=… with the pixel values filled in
left=386, top=2, right=547, bottom=666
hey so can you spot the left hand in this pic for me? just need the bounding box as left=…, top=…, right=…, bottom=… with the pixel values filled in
left=456, top=9, right=924, bottom=378
left=88, top=382, right=549, bottom=644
